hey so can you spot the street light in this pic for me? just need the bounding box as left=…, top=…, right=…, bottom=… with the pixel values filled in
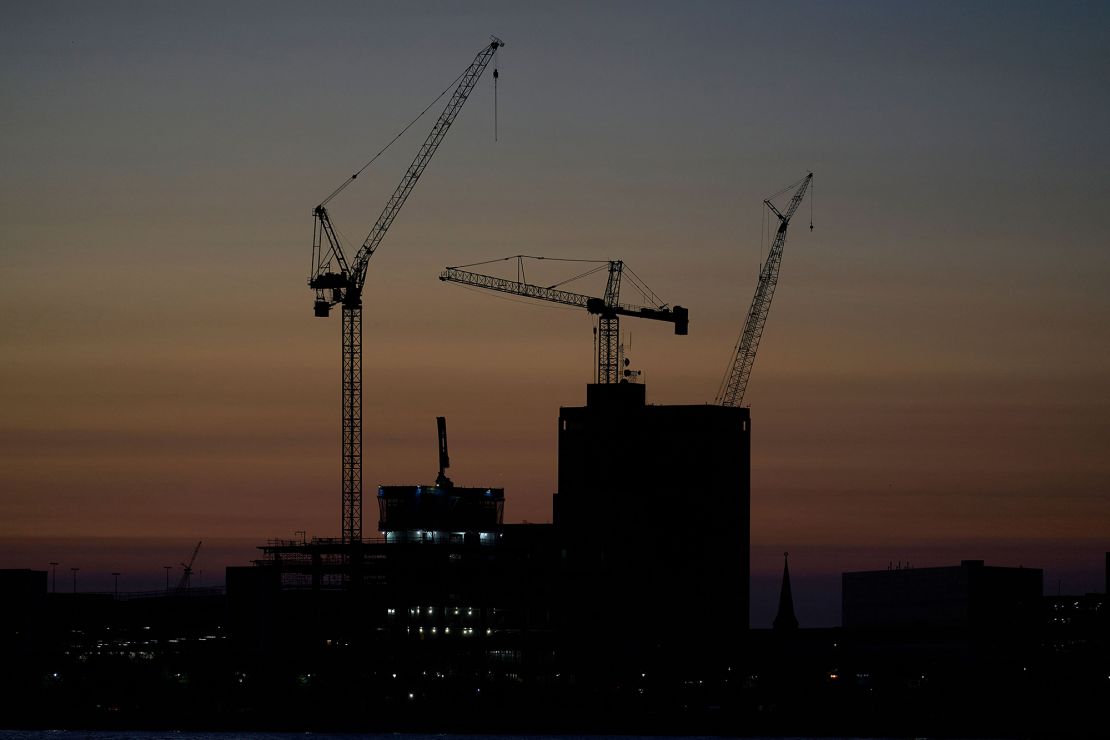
left=163, top=565, right=172, bottom=592
left=49, top=562, right=58, bottom=593
left=112, top=572, right=120, bottom=598
left=70, top=567, right=79, bottom=594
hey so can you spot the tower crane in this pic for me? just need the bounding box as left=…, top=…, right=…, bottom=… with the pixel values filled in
left=308, top=37, right=502, bottom=544
left=177, top=540, right=202, bottom=592
left=716, top=172, right=812, bottom=407
left=440, top=256, right=688, bottom=383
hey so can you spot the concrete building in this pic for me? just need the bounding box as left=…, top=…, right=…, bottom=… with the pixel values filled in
left=555, top=382, right=751, bottom=675
left=842, top=559, right=1043, bottom=631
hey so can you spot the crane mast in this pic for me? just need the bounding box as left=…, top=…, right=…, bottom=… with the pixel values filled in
left=716, top=172, right=812, bottom=407
left=597, top=261, right=624, bottom=384
left=309, top=38, right=502, bottom=544
left=440, top=257, right=687, bottom=383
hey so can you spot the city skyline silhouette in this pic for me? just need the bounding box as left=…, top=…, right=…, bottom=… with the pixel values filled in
left=2, top=1, right=1109, bottom=630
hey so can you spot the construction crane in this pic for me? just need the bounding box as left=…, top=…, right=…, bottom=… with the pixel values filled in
left=440, top=256, right=688, bottom=383
left=716, top=172, right=812, bottom=407
left=177, top=540, right=202, bottom=591
left=308, top=37, right=502, bottom=544
left=435, top=416, right=452, bottom=488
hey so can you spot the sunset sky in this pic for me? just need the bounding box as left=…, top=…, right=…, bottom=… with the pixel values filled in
left=2, top=1, right=1108, bottom=625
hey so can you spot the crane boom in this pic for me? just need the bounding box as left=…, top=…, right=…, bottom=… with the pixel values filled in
left=440, top=265, right=684, bottom=321
left=308, top=37, right=502, bottom=545
left=350, top=45, right=500, bottom=291
left=440, top=258, right=687, bottom=383
left=441, top=266, right=593, bottom=309
left=176, top=540, right=202, bottom=591
left=310, top=37, right=503, bottom=310
left=716, top=173, right=812, bottom=407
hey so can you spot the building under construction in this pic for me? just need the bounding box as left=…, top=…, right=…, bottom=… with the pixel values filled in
left=227, top=383, right=750, bottom=687
left=236, top=29, right=758, bottom=700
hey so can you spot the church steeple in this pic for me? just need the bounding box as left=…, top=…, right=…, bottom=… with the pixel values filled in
left=773, top=551, right=799, bottom=631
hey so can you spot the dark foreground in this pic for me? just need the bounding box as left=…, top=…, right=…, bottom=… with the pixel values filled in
left=3, top=624, right=1105, bottom=738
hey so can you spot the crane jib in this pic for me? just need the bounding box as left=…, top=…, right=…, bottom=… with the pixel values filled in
left=440, top=257, right=689, bottom=385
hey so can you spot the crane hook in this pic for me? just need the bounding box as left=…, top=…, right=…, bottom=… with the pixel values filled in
left=493, top=65, right=499, bottom=142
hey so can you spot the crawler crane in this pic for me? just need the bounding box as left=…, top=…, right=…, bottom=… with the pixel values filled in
left=716, top=172, right=812, bottom=407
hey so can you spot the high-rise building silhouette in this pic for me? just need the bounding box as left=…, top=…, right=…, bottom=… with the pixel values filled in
left=555, top=382, right=750, bottom=676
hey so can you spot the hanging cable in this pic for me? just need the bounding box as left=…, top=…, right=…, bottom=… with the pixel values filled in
left=548, top=264, right=610, bottom=290
left=493, top=46, right=499, bottom=142
left=623, top=266, right=667, bottom=308
left=766, top=172, right=809, bottom=202
left=450, top=255, right=607, bottom=270
left=316, top=67, right=469, bottom=208
left=810, top=174, right=815, bottom=230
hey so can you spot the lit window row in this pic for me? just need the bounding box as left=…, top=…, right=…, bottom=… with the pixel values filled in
left=402, top=625, right=493, bottom=637
left=396, top=606, right=478, bottom=617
